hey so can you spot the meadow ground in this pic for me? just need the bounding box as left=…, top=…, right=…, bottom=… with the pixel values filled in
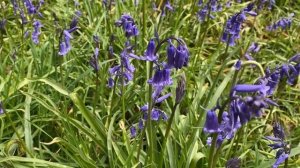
left=0, top=0, right=300, bottom=167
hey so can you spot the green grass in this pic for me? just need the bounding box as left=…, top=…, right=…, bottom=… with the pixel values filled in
left=0, top=0, right=300, bottom=167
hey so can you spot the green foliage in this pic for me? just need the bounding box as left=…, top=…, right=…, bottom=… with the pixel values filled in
left=0, top=0, right=299, bottom=167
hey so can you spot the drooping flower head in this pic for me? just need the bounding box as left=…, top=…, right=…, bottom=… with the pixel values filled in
left=148, top=68, right=173, bottom=87
left=90, top=48, right=100, bottom=72
left=203, top=109, right=220, bottom=133
left=130, top=126, right=137, bottom=138
left=143, top=39, right=157, bottom=61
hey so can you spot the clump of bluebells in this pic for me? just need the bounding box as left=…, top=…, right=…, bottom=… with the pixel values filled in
left=129, top=36, right=189, bottom=137
left=221, top=3, right=257, bottom=46
left=267, top=14, right=294, bottom=31
left=204, top=53, right=300, bottom=152
left=107, top=14, right=139, bottom=88
left=257, top=53, right=300, bottom=95
left=265, top=123, right=290, bottom=168
left=11, top=0, right=45, bottom=43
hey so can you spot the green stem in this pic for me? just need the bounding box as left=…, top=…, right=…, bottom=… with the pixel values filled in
left=207, top=37, right=233, bottom=168
left=142, top=0, right=146, bottom=45
left=193, top=1, right=212, bottom=66
left=284, top=157, right=288, bottom=168
left=137, top=62, right=154, bottom=165
left=158, top=103, right=178, bottom=167
left=92, top=72, right=99, bottom=115
left=146, top=62, right=155, bottom=166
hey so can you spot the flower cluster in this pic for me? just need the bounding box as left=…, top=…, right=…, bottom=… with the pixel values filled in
left=204, top=53, right=300, bottom=147
left=267, top=14, right=294, bottom=31
left=107, top=45, right=137, bottom=88
left=221, top=3, right=257, bottom=46
left=115, top=14, right=139, bottom=38
left=197, top=0, right=222, bottom=22
left=24, top=0, right=37, bottom=15
left=265, top=123, right=290, bottom=168
left=32, top=20, right=42, bottom=44
left=257, top=54, right=300, bottom=95
left=204, top=73, right=278, bottom=147
left=129, top=37, right=189, bottom=138
left=58, top=11, right=80, bottom=56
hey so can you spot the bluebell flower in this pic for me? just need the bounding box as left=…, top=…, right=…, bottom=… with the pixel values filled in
left=24, top=0, right=37, bottom=15
left=174, top=44, right=189, bottom=69
left=59, top=30, right=73, bottom=56
left=267, top=14, right=294, bottom=31
left=257, top=0, right=275, bottom=10
left=0, top=101, right=4, bottom=114
left=0, top=19, right=6, bottom=31
left=165, top=0, right=173, bottom=11
left=151, top=109, right=160, bottom=121
left=11, top=0, right=19, bottom=15
left=90, top=48, right=100, bottom=72
left=143, top=39, right=157, bottom=61
left=231, top=84, right=270, bottom=97
left=32, top=20, right=42, bottom=44
left=166, top=41, right=176, bottom=68
left=58, top=13, right=79, bottom=56
left=138, top=119, right=144, bottom=129
left=197, top=0, right=222, bottom=22
left=148, top=68, right=173, bottom=87
left=108, top=45, right=136, bottom=87
left=265, top=123, right=290, bottom=168
left=115, top=14, right=139, bottom=38
left=221, top=3, right=256, bottom=46
left=107, top=77, right=114, bottom=88
left=130, top=126, right=137, bottom=138
left=234, top=60, right=242, bottom=70
left=152, top=2, right=159, bottom=11
left=198, top=0, right=203, bottom=6
left=203, top=109, right=220, bottom=133
left=289, top=53, right=300, bottom=63
left=140, top=105, right=168, bottom=121
left=226, top=157, right=241, bottom=168
left=245, top=42, right=260, bottom=60
left=19, top=9, right=28, bottom=25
